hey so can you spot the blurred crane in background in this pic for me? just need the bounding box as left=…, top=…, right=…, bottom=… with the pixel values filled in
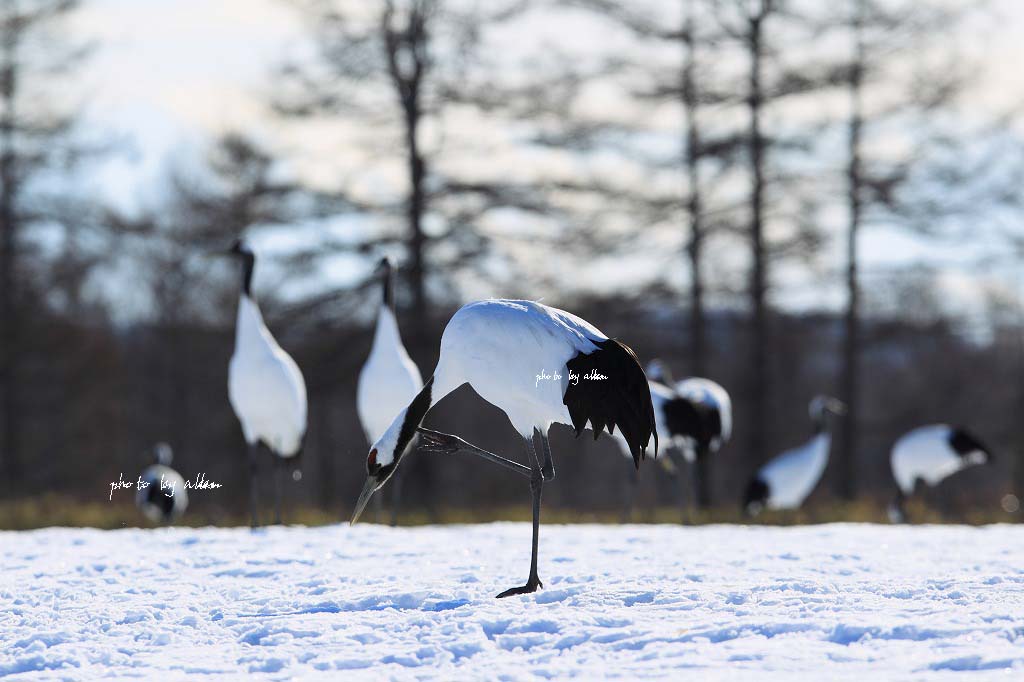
left=357, top=257, right=423, bottom=525
left=226, top=242, right=308, bottom=527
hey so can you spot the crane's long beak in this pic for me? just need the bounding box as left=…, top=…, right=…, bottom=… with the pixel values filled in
left=350, top=477, right=378, bottom=525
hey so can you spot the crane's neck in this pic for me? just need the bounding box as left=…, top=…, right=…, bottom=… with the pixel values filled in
left=239, top=251, right=255, bottom=297
left=376, top=363, right=460, bottom=466
left=812, top=412, right=836, bottom=436
left=235, top=294, right=273, bottom=353
left=369, top=306, right=405, bottom=359
left=381, top=261, right=394, bottom=310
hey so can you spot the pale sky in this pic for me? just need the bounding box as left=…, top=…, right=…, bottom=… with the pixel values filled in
left=67, top=0, right=1024, bottom=317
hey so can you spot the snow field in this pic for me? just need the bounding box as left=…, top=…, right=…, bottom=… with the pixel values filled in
left=2, top=523, right=1023, bottom=680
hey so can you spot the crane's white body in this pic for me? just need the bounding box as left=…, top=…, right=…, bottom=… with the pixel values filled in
left=676, top=377, right=732, bottom=460
left=891, top=424, right=984, bottom=494
left=357, top=306, right=423, bottom=444
left=228, top=295, right=307, bottom=456
left=759, top=432, right=831, bottom=510
left=136, top=464, right=188, bottom=523
left=375, top=300, right=607, bottom=466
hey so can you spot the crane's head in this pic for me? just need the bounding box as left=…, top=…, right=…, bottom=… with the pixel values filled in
left=154, top=442, right=173, bottom=465
left=224, top=239, right=252, bottom=257
left=350, top=378, right=434, bottom=525
left=645, top=359, right=672, bottom=386
left=374, top=255, right=392, bottom=274
left=219, top=240, right=255, bottom=295
left=350, top=437, right=402, bottom=525
left=374, top=256, right=394, bottom=309
left=809, top=396, right=846, bottom=422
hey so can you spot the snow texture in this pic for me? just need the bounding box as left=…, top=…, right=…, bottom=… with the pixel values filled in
left=2, top=523, right=1023, bottom=680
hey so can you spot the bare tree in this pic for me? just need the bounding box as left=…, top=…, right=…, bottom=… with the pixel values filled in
left=0, top=0, right=91, bottom=484
left=833, top=0, right=974, bottom=500
left=277, top=0, right=543, bottom=340
left=712, top=0, right=846, bottom=469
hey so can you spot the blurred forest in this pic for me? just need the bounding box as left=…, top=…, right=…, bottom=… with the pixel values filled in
left=1, top=0, right=1022, bottom=527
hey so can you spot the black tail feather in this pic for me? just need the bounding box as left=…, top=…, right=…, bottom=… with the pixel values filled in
left=564, top=338, right=658, bottom=468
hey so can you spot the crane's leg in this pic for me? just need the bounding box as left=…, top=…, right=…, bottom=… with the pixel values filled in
left=248, top=442, right=260, bottom=529
left=273, top=456, right=283, bottom=525
left=417, top=428, right=532, bottom=478
left=695, top=446, right=712, bottom=511
left=415, top=427, right=543, bottom=598
left=497, top=430, right=545, bottom=598
left=539, top=433, right=555, bottom=481
left=621, top=464, right=638, bottom=523
left=668, top=446, right=693, bottom=524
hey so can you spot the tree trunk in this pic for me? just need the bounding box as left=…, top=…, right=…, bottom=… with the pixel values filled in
left=683, top=0, right=705, bottom=379
left=838, top=0, right=865, bottom=501
left=405, top=103, right=428, bottom=344
left=0, top=24, right=21, bottom=483
left=682, top=0, right=712, bottom=508
left=747, top=13, right=768, bottom=468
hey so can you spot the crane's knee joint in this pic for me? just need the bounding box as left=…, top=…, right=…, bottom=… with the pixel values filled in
left=530, top=471, right=543, bottom=491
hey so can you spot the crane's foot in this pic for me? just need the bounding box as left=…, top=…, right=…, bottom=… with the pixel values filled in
left=417, top=428, right=465, bottom=456
left=496, top=576, right=543, bottom=599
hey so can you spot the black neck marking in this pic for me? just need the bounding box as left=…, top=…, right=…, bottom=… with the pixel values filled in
left=240, top=251, right=255, bottom=297
left=381, top=260, right=394, bottom=310
left=395, top=376, right=434, bottom=462
left=812, top=409, right=835, bottom=436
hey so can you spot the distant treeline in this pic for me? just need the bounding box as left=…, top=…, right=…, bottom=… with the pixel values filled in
left=9, top=288, right=1017, bottom=523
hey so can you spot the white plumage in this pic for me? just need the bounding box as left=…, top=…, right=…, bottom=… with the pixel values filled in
left=229, top=296, right=307, bottom=457
left=352, top=299, right=657, bottom=597
left=755, top=433, right=830, bottom=511
left=891, top=424, right=987, bottom=494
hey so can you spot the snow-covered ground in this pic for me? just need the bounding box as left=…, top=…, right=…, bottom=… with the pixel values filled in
left=2, top=523, right=1022, bottom=680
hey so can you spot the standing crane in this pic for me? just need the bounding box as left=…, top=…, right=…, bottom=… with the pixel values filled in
left=350, top=299, right=657, bottom=597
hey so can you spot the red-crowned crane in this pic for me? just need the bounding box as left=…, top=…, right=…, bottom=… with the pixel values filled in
left=357, top=257, right=423, bottom=525
left=636, top=360, right=732, bottom=517
left=350, top=299, right=657, bottom=598
left=226, top=241, right=307, bottom=527
left=889, top=424, right=993, bottom=523
left=136, top=443, right=188, bottom=524
left=743, top=396, right=845, bottom=516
